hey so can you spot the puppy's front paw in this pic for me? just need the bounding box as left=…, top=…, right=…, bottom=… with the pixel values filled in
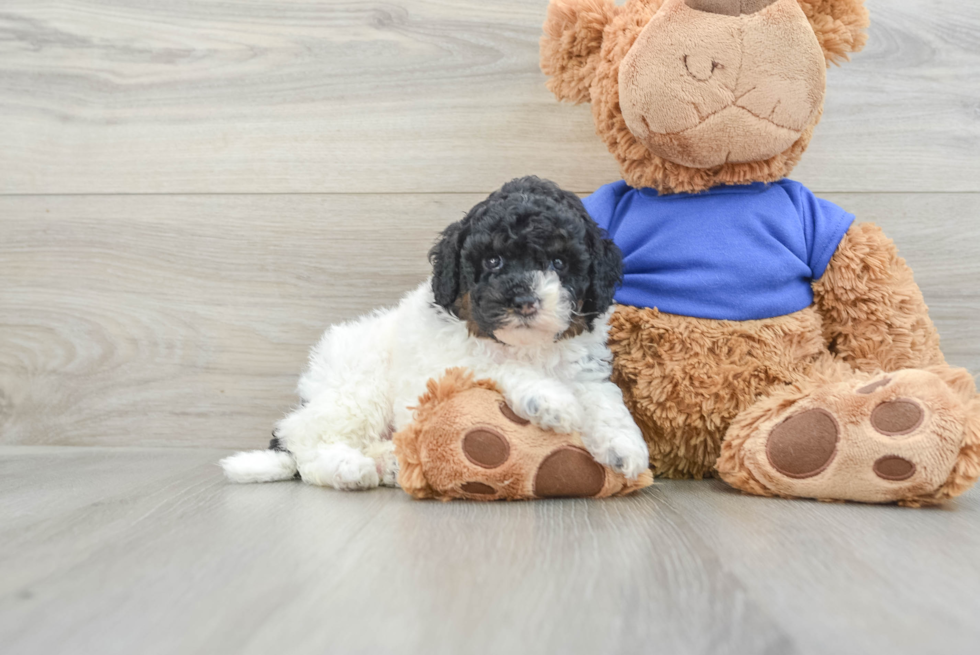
left=378, top=451, right=400, bottom=487
left=588, top=426, right=650, bottom=480
left=516, top=387, right=583, bottom=434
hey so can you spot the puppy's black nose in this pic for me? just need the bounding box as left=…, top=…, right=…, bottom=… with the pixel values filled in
left=512, top=295, right=539, bottom=316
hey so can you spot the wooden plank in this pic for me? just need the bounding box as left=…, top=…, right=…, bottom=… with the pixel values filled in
left=0, top=0, right=977, bottom=194
left=663, top=478, right=980, bottom=654
left=0, top=446, right=790, bottom=655
left=793, top=0, right=980, bottom=193
left=824, top=193, right=980, bottom=370
left=1, top=193, right=978, bottom=449
left=0, top=193, right=471, bottom=448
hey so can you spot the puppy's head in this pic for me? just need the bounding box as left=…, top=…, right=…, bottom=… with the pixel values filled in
left=429, top=176, right=622, bottom=347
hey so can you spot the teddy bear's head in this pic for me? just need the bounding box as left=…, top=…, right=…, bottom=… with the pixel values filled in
left=541, top=0, right=869, bottom=194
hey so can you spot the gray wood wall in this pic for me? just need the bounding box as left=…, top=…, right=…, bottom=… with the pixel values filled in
left=2, top=0, right=978, bottom=449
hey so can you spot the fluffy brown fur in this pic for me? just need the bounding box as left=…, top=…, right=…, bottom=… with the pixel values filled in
left=607, top=304, right=828, bottom=478
left=541, top=0, right=618, bottom=104
left=798, top=0, right=870, bottom=65
left=813, top=222, right=946, bottom=372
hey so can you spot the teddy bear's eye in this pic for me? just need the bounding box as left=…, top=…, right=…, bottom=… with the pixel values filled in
left=483, top=256, right=503, bottom=272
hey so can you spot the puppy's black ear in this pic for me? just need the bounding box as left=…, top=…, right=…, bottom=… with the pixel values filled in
left=583, top=221, right=623, bottom=320
left=428, top=220, right=466, bottom=310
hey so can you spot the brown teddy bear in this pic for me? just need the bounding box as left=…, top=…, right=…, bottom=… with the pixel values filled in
left=540, top=0, right=980, bottom=506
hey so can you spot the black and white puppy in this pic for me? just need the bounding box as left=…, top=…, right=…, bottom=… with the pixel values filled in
left=221, top=176, right=649, bottom=489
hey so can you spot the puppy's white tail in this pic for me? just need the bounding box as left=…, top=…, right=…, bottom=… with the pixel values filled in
left=220, top=449, right=297, bottom=483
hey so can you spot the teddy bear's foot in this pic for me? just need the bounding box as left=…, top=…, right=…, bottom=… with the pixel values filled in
left=412, top=394, right=650, bottom=501
left=718, top=368, right=980, bottom=506
left=393, top=368, right=653, bottom=501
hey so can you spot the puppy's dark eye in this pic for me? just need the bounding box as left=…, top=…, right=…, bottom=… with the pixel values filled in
left=551, top=258, right=567, bottom=273
left=483, top=256, right=503, bottom=272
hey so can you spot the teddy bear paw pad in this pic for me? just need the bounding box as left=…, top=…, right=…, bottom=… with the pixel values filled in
left=498, top=401, right=530, bottom=426
left=870, top=400, right=924, bottom=436
left=460, top=482, right=498, bottom=496
left=533, top=447, right=606, bottom=498
left=873, top=456, right=916, bottom=481
left=744, top=370, right=967, bottom=503
left=766, top=408, right=839, bottom=479
left=462, top=427, right=511, bottom=468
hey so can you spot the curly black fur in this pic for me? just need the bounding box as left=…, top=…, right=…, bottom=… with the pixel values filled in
left=428, top=176, right=623, bottom=339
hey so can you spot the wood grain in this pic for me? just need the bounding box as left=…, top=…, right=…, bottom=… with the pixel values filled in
left=667, top=478, right=980, bottom=655
left=0, top=0, right=977, bottom=194
left=0, top=193, right=465, bottom=448
left=1, top=192, right=978, bottom=449
left=1, top=446, right=978, bottom=655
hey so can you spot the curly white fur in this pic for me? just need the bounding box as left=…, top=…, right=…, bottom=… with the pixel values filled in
left=221, top=276, right=648, bottom=490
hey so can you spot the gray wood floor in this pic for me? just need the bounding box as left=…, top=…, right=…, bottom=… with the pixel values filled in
left=2, top=1, right=980, bottom=653
left=2, top=446, right=980, bottom=655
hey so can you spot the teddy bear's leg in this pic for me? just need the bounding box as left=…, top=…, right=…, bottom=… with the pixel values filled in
left=606, top=304, right=830, bottom=479
left=717, top=361, right=980, bottom=506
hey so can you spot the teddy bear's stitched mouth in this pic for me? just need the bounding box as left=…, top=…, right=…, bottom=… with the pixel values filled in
left=643, top=104, right=802, bottom=138
left=636, top=102, right=806, bottom=168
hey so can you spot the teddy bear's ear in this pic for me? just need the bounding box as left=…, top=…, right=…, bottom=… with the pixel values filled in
left=540, top=0, right=619, bottom=104
left=799, top=0, right=870, bottom=65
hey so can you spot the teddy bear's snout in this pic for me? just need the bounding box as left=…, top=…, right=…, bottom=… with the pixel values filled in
left=686, top=0, right=778, bottom=17
left=618, top=0, right=826, bottom=168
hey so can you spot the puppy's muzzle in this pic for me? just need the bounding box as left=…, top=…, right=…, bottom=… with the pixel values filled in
left=511, top=294, right=540, bottom=318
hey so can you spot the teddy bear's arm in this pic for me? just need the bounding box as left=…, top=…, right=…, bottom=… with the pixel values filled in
left=812, top=222, right=946, bottom=374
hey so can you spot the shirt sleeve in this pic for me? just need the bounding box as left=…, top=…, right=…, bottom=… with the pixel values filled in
left=783, top=181, right=855, bottom=280
left=581, top=180, right=631, bottom=233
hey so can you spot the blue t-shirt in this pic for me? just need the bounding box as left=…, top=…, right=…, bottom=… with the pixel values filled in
left=582, top=179, right=854, bottom=321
